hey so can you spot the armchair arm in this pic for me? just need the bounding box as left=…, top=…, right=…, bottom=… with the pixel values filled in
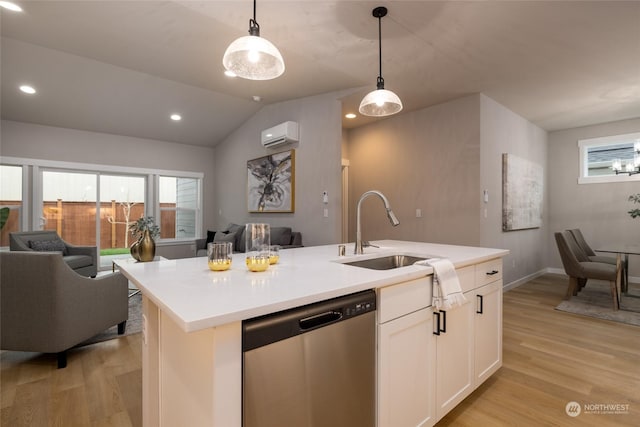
left=65, top=242, right=98, bottom=269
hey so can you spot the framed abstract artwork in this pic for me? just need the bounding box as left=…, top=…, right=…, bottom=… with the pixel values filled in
left=502, top=153, right=543, bottom=231
left=247, top=149, right=295, bottom=213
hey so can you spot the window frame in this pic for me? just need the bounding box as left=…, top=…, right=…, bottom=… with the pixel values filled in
left=578, top=132, right=640, bottom=184
left=0, top=156, right=203, bottom=243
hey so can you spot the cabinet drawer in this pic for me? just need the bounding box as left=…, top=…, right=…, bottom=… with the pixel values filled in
left=475, top=258, right=503, bottom=287
left=377, top=276, right=432, bottom=324
left=457, top=265, right=476, bottom=293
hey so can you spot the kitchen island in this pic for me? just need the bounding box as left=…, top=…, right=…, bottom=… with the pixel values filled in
left=118, top=240, right=508, bottom=427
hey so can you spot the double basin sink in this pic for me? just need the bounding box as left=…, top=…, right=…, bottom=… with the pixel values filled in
left=340, top=254, right=436, bottom=270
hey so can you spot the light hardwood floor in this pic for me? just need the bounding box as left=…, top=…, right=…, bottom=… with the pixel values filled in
left=1, top=273, right=639, bottom=426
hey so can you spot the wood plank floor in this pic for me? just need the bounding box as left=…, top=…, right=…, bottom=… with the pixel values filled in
left=1, top=273, right=639, bottom=426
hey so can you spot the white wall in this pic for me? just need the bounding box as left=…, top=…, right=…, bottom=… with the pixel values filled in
left=345, top=94, right=549, bottom=286
left=479, top=95, right=548, bottom=285
left=346, top=94, right=481, bottom=247
left=547, top=117, right=640, bottom=276
left=0, top=119, right=217, bottom=232
left=212, top=92, right=344, bottom=246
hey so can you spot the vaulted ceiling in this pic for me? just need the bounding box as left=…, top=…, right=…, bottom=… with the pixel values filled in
left=2, top=1, right=639, bottom=147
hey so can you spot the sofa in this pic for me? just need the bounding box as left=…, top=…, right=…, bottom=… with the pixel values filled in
left=9, top=231, right=98, bottom=278
left=195, top=223, right=303, bottom=256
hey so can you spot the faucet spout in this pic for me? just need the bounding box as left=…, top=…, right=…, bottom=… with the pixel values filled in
left=355, top=190, right=400, bottom=254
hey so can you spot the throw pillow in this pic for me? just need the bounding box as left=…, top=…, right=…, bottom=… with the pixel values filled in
left=206, top=230, right=216, bottom=244
left=29, top=239, right=68, bottom=255
left=213, top=231, right=237, bottom=251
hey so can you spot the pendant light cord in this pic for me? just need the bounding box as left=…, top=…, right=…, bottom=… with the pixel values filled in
left=249, top=0, right=260, bottom=36
left=376, top=11, right=385, bottom=90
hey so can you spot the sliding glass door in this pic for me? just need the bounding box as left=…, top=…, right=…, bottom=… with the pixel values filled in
left=41, top=170, right=97, bottom=246
left=41, top=169, right=147, bottom=268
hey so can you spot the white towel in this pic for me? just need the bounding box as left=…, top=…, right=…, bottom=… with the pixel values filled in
left=415, top=258, right=467, bottom=310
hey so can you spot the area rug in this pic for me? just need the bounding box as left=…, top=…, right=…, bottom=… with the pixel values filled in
left=555, top=281, right=640, bottom=327
left=76, top=293, right=142, bottom=347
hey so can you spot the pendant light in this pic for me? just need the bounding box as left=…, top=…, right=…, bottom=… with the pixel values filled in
left=359, top=6, right=403, bottom=117
left=222, top=0, right=285, bottom=80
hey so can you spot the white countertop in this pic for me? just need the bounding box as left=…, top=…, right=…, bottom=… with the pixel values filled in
left=118, top=240, right=508, bottom=333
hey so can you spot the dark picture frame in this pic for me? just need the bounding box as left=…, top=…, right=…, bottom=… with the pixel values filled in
left=247, top=149, right=295, bottom=213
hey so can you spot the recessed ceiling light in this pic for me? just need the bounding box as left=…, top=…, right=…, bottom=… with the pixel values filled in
left=19, top=85, right=36, bottom=95
left=0, top=1, right=23, bottom=12
left=252, top=95, right=262, bottom=102
left=224, top=70, right=237, bottom=77
left=170, top=114, right=182, bottom=121
left=345, top=113, right=357, bottom=119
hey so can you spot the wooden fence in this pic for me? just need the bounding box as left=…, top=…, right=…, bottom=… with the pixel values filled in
left=1, top=200, right=176, bottom=249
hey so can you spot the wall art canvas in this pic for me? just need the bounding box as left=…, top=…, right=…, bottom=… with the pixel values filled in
left=247, top=149, right=295, bottom=213
left=502, top=153, right=543, bottom=231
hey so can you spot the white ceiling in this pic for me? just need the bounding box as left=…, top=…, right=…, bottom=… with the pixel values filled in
left=2, top=1, right=639, bottom=147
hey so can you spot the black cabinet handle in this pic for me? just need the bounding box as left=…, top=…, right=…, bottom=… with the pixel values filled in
left=486, top=270, right=499, bottom=276
left=440, top=310, right=447, bottom=333
left=477, top=295, right=484, bottom=314
left=433, top=311, right=441, bottom=335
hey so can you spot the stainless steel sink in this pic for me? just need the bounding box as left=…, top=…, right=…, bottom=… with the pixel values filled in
left=342, top=254, right=429, bottom=270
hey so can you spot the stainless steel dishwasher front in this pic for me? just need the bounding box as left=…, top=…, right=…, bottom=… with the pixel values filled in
left=242, top=289, right=376, bottom=427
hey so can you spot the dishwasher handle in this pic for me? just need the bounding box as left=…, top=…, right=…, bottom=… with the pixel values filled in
left=299, top=310, right=343, bottom=331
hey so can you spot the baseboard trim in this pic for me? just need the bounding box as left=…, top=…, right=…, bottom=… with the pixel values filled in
left=503, top=269, right=549, bottom=291
left=507, top=267, right=640, bottom=290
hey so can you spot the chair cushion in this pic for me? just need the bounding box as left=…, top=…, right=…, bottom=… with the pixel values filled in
left=224, top=223, right=246, bottom=252
left=63, top=254, right=93, bottom=269
left=29, top=239, right=68, bottom=255
left=206, top=230, right=216, bottom=244
left=580, top=262, right=617, bottom=281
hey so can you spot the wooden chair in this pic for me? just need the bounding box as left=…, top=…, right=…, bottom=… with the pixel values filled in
left=554, top=231, right=620, bottom=310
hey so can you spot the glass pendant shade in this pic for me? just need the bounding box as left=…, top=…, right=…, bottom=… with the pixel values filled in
left=223, top=35, right=285, bottom=80
left=359, top=88, right=403, bottom=117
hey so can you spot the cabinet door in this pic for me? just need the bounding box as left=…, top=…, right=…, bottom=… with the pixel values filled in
left=378, top=308, right=436, bottom=427
left=435, top=290, right=474, bottom=421
left=474, top=280, right=502, bottom=387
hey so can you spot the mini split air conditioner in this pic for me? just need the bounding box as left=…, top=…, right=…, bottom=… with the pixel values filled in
left=261, top=121, right=299, bottom=148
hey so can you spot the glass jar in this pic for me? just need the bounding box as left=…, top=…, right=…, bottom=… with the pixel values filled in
left=207, top=241, right=233, bottom=271
left=245, top=223, right=270, bottom=272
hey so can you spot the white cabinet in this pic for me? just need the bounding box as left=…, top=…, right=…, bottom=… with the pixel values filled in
left=434, top=266, right=475, bottom=420
left=434, top=289, right=475, bottom=419
left=473, top=258, right=503, bottom=387
left=474, top=280, right=502, bottom=386
left=376, top=259, right=503, bottom=426
left=378, top=307, right=436, bottom=427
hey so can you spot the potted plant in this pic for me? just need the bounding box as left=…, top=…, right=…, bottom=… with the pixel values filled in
left=628, top=193, right=640, bottom=219
left=129, top=216, right=160, bottom=262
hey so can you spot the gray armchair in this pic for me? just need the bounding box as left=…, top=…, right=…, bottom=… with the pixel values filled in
left=10, top=230, right=97, bottom=277
left=554, top=231, right=621, bottom=310
left=0, top=251, right=128, bottom=368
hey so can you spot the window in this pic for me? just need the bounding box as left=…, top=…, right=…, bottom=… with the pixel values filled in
left=578, top=132, right=640, bottom=184
left=1, top=157, right=203, bottom=250
left=159, top=176, right=200, bottom=239
left=0, top=165, right=23, bottom=246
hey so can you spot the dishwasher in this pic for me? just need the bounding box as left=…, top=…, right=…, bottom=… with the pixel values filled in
left=242, top=289, right=376, bottom=427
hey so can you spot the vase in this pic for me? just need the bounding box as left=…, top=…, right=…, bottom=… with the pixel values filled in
left=130, top=238, right=142, bottom=261
left=138, top=229, right=156, bottom=262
